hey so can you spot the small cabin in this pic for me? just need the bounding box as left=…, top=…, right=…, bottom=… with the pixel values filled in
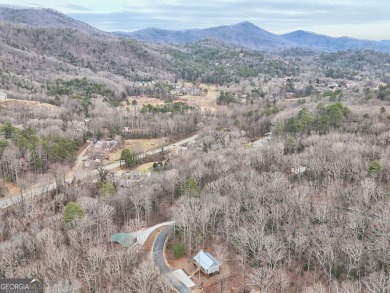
left=0, top=91, right=7, bottom=101
left=193, top=250, right=221, bottom=277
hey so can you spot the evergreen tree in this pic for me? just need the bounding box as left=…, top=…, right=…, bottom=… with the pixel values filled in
left=63, top=202, right=84, bottom=224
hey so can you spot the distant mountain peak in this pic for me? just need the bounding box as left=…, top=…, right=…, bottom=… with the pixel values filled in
left=114, top=22, right=299, bottom=51
left=234, top=21, right=256, bottom=27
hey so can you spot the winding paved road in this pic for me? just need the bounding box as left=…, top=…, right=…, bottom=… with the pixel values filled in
left=153, top=225, right=192, bottom=293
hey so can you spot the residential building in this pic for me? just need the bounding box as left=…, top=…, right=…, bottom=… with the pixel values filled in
left=193, top=250, right=221, bottom=277
left=0, top=91, right=7, bottom=101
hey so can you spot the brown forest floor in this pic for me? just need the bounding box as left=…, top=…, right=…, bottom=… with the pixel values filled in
left=165, top=245, right=245, bottom=293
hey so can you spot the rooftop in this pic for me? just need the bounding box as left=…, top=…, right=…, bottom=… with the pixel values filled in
left=193, top=250, right=221, bottom=270
left=173, top=269, right=195, bottom=288
left=110, top=233, right=135, bottom=247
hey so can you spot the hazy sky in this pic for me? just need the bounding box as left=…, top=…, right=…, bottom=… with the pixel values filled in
left=2, top=0, right=390, bottom=40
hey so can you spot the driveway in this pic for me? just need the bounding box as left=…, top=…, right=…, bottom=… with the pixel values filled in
left=127, top=221, right=175, bottom=245
left=153, top=225, right=193, bottom=293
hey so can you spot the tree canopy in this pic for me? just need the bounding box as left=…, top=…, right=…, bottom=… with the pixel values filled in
left=63, top=202, right=84, bottom=224
left=120, top=149, right=136, bottom=168
left=279, top=102, right=352, bottom=135
left=180, top=177, right=200, bottom=197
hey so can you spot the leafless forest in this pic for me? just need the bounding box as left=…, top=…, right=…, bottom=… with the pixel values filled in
left=1, top=10, right=390, bottom=293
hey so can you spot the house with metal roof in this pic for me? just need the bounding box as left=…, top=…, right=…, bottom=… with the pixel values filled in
left=193, top=249, right=221, bottom=277
left=110, top=233, right=136, bottom=247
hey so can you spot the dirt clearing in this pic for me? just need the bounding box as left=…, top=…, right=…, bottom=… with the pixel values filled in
left=0, top=180, right=19, bottom=198
left=165, top=243, right=245, bottom=293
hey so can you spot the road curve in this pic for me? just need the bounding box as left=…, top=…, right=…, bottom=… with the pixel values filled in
left=153, top=225, right=192, bottom=293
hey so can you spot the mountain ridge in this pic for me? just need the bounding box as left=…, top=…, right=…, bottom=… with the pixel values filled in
left=0, top=6, right=107, bottom=36
left=0, top=6, right=390, bottom=53
left=281, top=30, right=390, bottom=52
left=113, top=21, right=390, bottom=53
left=113, top=21, right=300, bottom=51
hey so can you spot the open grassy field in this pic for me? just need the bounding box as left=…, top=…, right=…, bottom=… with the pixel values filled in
left=109, top=138, right=166, bottom=161
left=122, top=84, right=219, bottom=114
left=0, top=99, right=62, bottom=114
left=178, top=85, right=218, bottom=113
left=134, top=162, right=154, bottom=174
left=126, top=96, right=165, bottom=107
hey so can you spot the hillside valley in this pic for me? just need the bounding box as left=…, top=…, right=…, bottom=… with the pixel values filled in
left=1, top=6, right=390, bottom=293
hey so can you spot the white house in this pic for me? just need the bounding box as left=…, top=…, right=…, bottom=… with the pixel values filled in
left=193, top=250, right=221, bottom=277
left=291, top=166, right=307, bottom=175
left=0, top=91, right=7, bottom=101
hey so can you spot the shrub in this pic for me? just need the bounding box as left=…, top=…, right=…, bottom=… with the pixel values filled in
left=369, top=160, right=382, bottom=175
left=63, top=202, right=84, bottom=223
left=120, top=149, right=136, bottom=168
left=173, top=243, right=186, bottom=259
left=101, top=182, right=116, bottom=195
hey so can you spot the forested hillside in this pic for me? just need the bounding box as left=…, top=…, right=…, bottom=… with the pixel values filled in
left=1, top=7, right=390, bottom=293
left=0, top=6, right=105, bottom=35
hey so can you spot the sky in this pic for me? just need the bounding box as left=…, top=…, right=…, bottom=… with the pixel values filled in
left=1, top=0, right=390, bottom=40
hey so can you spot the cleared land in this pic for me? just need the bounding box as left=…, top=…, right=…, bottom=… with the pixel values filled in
left=123, top=84, right=219, bottom=114
left=165, top=242, right=243, bottom=293
left=125, top=96, right=165, bottom=108
left=0, top=180, right=19, bottom=198
left=134, top=162, right=154, bottom=173
left=178, top=85, right=218, bottom=113
left=109, top=138, right=166, bottom=161
left=0, top=99, right=62, bottom=114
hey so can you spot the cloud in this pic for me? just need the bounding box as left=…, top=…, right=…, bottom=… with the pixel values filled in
left=85, top=0, right=390, bottom=29
left=63, top=3, right=91, bottom=11
left=22, top=2, right=43, bottom=7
